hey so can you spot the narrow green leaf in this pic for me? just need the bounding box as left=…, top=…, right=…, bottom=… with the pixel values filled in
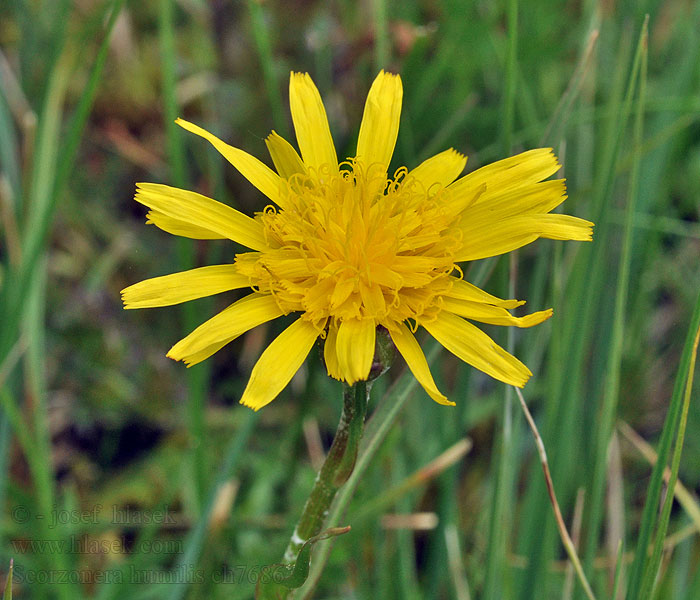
left=2, top=559, right=12, bottom=600
left=640, top=321, right=700, bottom=598
left=165, top=410, right=259, bottom=600
left=247, top=0, right=288, bottom=136
left=581, top=16, right=648, bottom=592
left=0, top=0, right=125, bottom=363
left=158, top=0, right=209, bottom=511
left=372, top=0, right=390, bottom=70
left=626, top=296, right=700, bottom=599
left=485, top=0, right=519, bottom=595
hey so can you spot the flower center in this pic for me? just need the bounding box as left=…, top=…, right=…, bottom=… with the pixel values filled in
left=236, top=161, right=462, bottom=326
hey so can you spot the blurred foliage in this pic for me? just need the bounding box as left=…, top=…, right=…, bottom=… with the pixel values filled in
left=0, top=0, right=700, bottom=599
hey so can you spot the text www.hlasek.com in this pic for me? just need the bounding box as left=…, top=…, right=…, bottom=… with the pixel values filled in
left=11, top=536, right=182, bottom=555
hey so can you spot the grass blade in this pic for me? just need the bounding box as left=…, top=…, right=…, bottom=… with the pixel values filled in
left=625, top=289, right=700, bottom=599
left=514, top=387, right=596, bottom=600
left=158, top=0, right=209, bottom=511
left=2, top=559, right=12, bottom=600
left=372, top=0, right=390, bottom=70
left=639, top=322, right=700, bottom=597
left=247, top=0, right=288, bottom=136
left=484, top=0, right=519, bottom=596
left=580, top=17, right=648, bottom=591
left=165, top=410, right=260, bottom=600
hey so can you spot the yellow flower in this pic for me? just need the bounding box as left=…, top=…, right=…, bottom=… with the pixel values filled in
left=122, top=71, right=593, bottom=410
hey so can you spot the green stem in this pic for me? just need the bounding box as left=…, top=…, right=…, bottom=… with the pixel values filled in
left=283, top=381, right=370, bottom=563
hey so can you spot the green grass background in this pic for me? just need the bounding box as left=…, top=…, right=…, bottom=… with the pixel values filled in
left=1, top=0, right=700, bottom=598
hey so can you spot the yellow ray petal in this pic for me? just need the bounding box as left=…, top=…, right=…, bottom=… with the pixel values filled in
left=146, top=211, right=224, bottom=239
left=446, top=278, right=525, bottom=310
left=532, top=214, right=595, bottom=240
left=457, top=179, right=567, bottom=225
left=167, top=293, right=283, bottom=366
left=240, top=318, right=322, bottom=411
left=289, top=72, right=338, bottom=173
left=455, top=214, right=594, bottom=262
left=356, top=71, right=403, bottom=172
left=336, top=318, right=376, bottom=384
left=390, top=323, right=453, bottom=405
left=441, top=297, right=553, bottom=328
left=179, top=336, right=239, bottom=367
left=175, top=118, right=282, bottom=202
left=121, top=265, right=250, bottom=309
left=422, top=311, right=532, bottom=387
left=456, top=230, right=539, bottom=262
left=265, top=130, right=307, bottom=180
left=408, top=149, right=467, bottom=193
left=448, top=148, right=560, bottom=213
left=323, top=321, right=342, bottom=380
left=135, top=183, right=269, bottom=251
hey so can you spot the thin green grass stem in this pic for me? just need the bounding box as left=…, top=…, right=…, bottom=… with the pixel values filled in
left=484, top=271, right=518, bottom=600
left=500, top=0, right=518, bottom=157
left=519, top=23, right=638, bottom=600
left=247, top=0, right=288, bottom=136
left=159, top=0, right=187, bottom=188
left=23, top=263, right=77, bottom=600
left=394, top=454, right=422, bottom=600
left=580, top=19, right=648, bottom=588
left=53, top=0, right=127, bottom=200
left=0, top=0, right=123, bottom=365
left=515, top=387, right=596, bottom=600
left=165, top=410, right=260, bottom=600
left=0, top=17, right=72, bottom=598
left=484, top=2, right=518, bottom=596
left=0, top=79, right=23, bottom=198
left=372, top=0, right=390, bottom=70
left=158, top=0, right=209, bottom=511
left=0, top=1, right=121, bottom=353
left=0, top=14, right=125, bottom=560
left=0, top=389, right=38, bottom=498
left=625, top=291, right=700, bottom=599
left=351, top=438, right=470, bottom=524
left=23, top=264, right=53, bottom=539
left=611, top=541, right=625, bottom=600
left=539, top=27, right=599, bottom=147
left=640, top=316, right=700, bottom=599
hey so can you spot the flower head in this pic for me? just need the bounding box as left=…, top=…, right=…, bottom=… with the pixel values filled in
left=122, top=71, right=593, bottom=410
